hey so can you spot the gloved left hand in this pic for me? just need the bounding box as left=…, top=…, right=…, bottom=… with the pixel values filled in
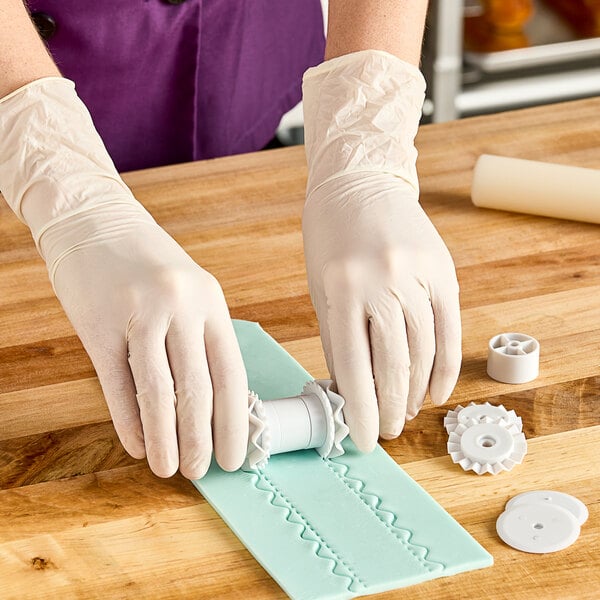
left=0, top=78, right=249, bottom=479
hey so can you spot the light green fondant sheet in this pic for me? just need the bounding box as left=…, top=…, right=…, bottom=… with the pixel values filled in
left=192, top=320, right=493, bottom=599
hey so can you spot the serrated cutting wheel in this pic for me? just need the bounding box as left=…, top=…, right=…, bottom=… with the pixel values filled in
left=243, top=390, right=271, bottom=470
left=444, top=402, right=522, bottom=434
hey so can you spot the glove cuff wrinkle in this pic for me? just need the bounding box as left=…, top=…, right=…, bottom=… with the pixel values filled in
left=41, top=200, right=158, bottom=287
left=302, top=49, right=426, bottom=196
left=0, top=77, right=134, bottom=249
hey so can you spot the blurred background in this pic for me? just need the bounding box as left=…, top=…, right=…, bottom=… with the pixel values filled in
left=277, top=0, right=600, bottom=143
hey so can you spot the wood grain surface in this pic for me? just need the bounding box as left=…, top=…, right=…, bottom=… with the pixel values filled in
left=1, top=97, right=599, bottom=599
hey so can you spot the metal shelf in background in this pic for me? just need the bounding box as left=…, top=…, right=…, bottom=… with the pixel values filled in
left=457, top=66, right=600, bottom=115
left=423, top=0, right=600, bottom=122
left=464, top=37, right=600, bottom=73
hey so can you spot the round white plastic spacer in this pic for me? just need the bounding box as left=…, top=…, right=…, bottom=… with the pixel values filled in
left=496, top=503, right=580, bottom=553
left=487, top=332, right=540, bottom=384
left=505, top=490, right=589, bottom=526
left=303, top=392, right=329, bottom=449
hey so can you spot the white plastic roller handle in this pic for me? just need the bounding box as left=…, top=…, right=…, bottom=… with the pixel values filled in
left=262, top=393, right=328, bottom=455
left=244, top=380, right=350, bottom=470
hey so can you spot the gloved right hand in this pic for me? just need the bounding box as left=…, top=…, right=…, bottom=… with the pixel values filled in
left=301, top=51, right=462, bottom=451
left=0, top=78, right=249, bottom=479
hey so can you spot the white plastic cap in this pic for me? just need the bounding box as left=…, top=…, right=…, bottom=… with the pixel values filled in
left=487, top=333, right=540, bottom=384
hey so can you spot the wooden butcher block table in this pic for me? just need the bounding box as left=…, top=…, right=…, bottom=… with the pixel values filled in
left=1, top=98, right=599, bottom=599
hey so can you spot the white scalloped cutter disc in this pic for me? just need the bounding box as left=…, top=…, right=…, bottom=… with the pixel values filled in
left=506, top=490, right=588, bottom=526
left=312, top=379, right=349, bottom=459
left=447, top=419, right=527, bottom=475
left=487, top=332, right=540, bottom=384
left=444, top=402, right=522, bottom=434
left=497, top=503, right=580, bottom=553
left=243, top=391, right=271, bottom=471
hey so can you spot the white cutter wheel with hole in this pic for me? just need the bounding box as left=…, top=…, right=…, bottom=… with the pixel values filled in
left=447, top=418, right=527, bottom=475
left=444, top=401, right=522, bottom=434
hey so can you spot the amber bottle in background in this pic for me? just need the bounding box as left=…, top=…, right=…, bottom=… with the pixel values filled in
left=464, top=0, right=535, bottom=52
left=543, top=0, right=600, bottom=37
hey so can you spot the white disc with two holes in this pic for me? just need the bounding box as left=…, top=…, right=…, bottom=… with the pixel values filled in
left=497, top=503, right=580, bottom=553
left=505, top=490, right=588, bottom=526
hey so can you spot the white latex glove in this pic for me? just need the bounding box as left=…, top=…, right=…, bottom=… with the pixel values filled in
left=0, top=78, right=249, bottom=479
left=302, top=51, right=461, bottom=451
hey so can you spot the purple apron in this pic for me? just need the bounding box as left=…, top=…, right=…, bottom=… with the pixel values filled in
left=26, top=1, right=325, bottom=172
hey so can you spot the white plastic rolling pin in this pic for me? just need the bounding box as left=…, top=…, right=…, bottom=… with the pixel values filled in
left=472, top=155, right=600, bottom=224
left=244, top=380, right=350, bottom=470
